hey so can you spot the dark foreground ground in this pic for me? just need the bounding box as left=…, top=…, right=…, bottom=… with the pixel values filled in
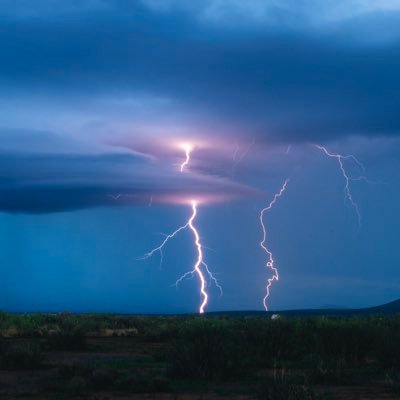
left=1, top=312, right=400, bottom=399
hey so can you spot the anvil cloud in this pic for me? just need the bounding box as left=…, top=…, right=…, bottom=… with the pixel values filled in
left=1, top=0, right=400, bottom=146
left=0, top=129, right=254, bottom=213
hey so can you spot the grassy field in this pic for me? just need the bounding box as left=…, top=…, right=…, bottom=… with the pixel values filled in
left=1, top=312, right=400, bottom=399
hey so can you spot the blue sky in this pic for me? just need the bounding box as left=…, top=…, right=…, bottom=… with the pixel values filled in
left=0, top=0, right=399, bottom=313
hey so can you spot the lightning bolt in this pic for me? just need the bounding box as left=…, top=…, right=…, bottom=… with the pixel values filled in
left=260, top=179, right=289, bottom=311
left=187, top=201, right=208, bottom=313
left=315, top=145, right=365, bottom=227
left=140, top=200, right=221, bottom=314
left=180, top=143, right=193, bottom=172
left=140, top=142, right=222, bottom=313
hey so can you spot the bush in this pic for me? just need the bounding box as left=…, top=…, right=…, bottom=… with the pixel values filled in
left=58, top=361, right=94, bottom=379
left=91, top=368, right=117, bottom=390
left=306, top=358, right=353, bottom=385
left=375, top=328, right=400, bottom=367
left=114, top=371, right=137, bottom=391
left=115, top=371, right=171, bottom=393
left=66, top=376, right=88, bottom=396
left=47, top=329, right=86, bottom=351
left=150, top=376, right=171, bottom=392
left=256, top=381, right=325, bottom=400
left=169, top=318, right=247, bottom=379
left=0, top=342, right=44, bottom=369
left=385, top=368, right=400, bottom=395
left=256, top=375, right=329, bottom=400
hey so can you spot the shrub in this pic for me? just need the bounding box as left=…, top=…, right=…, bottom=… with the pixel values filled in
left=385, top=368, right=400, bottom=395
left=66, top=376, right=88, bottom=396
left=150, top=376, right=171, bottom=392
left=375, top=329, right=400, bottom=367
left=169, top=318, right=247, bottom=379
left=0, top=342, right=44, bottom=369
left=58, top=361, right=94, bottom=379
left=114, top=371, right=137, bottom=390
left=47, top=329, right=86, bottom=350
left=91, top=368, right=117, bottom=390
left=256, top=377, right=328, bottom=400
left=306, top=358, right=353, bottom=385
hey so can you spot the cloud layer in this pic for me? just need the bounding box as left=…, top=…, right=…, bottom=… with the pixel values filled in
left=0, top=129, right=256, bottom=213
left=0, top=0, right=399, bottom=213
left=0, top=0, right=399, bottom=144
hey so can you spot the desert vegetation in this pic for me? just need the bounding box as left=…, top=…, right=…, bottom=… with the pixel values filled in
left=0, top=312, right=400, bottom=399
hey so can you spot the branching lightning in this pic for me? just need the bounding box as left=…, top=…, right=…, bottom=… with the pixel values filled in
left=315, top=145, right=366, bottom=227
left=140, top=200, right=221, bottom=313
left=175, top=253, right=223, bottom=297
left=138, top=223, right=189, bottom=268
left=260, top=179, right=289, bottom=311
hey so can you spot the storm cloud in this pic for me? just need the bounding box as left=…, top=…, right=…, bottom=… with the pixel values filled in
left=0, top=129, right=256, bottom=213
left=0, top=0, right=399, bottom=146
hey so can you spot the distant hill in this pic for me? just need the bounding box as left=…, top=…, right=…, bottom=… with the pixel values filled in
left=209, top=298, right=400, bottom=317
left=365, top=298, right=400, bottom=314
left=7, top=299, right=400, bottom=317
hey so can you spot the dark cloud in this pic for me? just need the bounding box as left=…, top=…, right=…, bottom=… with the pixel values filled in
left=0, top=1, right=399, bottom=206
left=0, top=145, right=257, bottom=213
left=0, top=1, right=399, bottom=144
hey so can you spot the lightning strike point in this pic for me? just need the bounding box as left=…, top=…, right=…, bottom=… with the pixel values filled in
left=260, top=180, right=289, bottom=311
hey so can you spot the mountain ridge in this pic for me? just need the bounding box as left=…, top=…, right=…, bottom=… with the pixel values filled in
left=207, top=298, right=400, bottom=317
